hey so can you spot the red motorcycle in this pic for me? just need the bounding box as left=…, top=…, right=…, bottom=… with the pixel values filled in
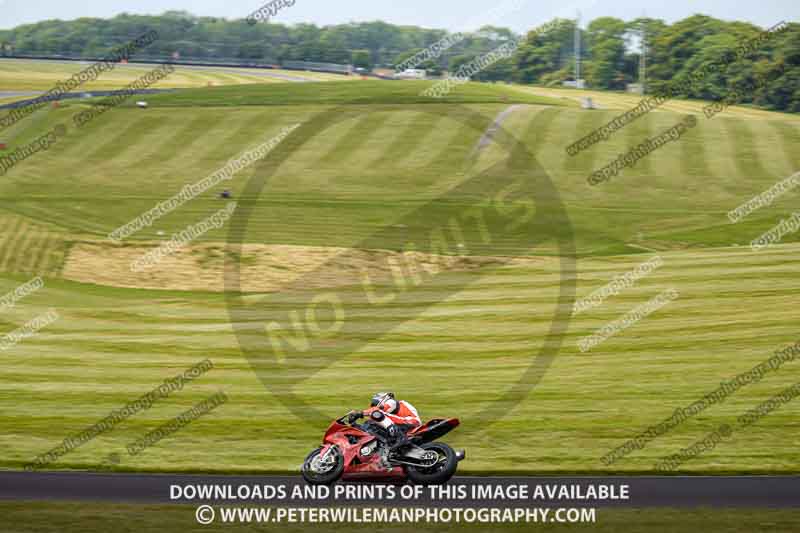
left=301, top=411, right=465, bottom=485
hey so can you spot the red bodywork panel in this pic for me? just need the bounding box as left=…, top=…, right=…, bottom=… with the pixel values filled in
left=321, top=420, right=404, bottom=480
left=320, top=417, right=460, bottom=481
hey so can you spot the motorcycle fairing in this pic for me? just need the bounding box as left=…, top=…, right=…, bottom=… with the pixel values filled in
left=408, top=418, right=460, bottom=443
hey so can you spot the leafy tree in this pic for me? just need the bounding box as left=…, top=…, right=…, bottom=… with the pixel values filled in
left=0, top=13, right=797, bottom=112
left=647, top=14, right=726, bottom=94
left=351, top=49, right=372, bottom=69
left=514, top=18, right=576, bottom=84
left=584, top=17, right=628, bottom=89
left=448, top=54, right=471, bottom=73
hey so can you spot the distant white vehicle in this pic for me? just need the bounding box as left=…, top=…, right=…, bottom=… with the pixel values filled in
left=627, top=83, right=645, bottom=95
left=395, top=68, right=427, bottom=80
left=563, top=79, right=586, bottom=89
left=136, top=101, right=148, bottom=108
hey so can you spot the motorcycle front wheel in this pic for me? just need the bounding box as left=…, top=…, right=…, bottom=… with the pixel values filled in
left=404, top=442, right=458, bottom=485
left=301, top=446, right=344, bottom=485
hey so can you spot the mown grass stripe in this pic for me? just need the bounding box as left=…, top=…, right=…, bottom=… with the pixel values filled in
left=746, top=119, right=795, bottom=180
left=368, top=111, right=428, bottom=167
left=199, top=110, right=278, bottom=163
left=17, top=230, right=46, bottom=274
left=30, top=233, right=53, bottom=275
left=317, top=111, right=390, bottom=164
left=769, top=121, right=800, bottom=171
left=2, top=220, right=31, bottom=274
left=680, top=118, right=711, bottom=178
left=721, top=117, right=772, bottom=180
left=394, top=113, right=454, bottom=168
left=49, top=240, right=72, bottom=277
left=563, top=109, right=606, bottom=174
left=0, top=217, right=27, bottom=272
left=622, top=111, right=657, bottom=177
left=143, top=113, right=229, bottom=169
left=523, top=106, right=561, bottom=154
left=78, top=116, right=166, bottom=165
left=47, top=109, right=127, bottom=162
left=37, top=234, right=67, bottom=277
left=424, top=116, right=481, bottom=171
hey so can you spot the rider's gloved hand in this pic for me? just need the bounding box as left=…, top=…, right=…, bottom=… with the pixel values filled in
left=347, top=410, right=363, bottom=424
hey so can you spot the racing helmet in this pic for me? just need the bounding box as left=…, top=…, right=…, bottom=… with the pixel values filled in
left=371, top=392, right=397, bottom=413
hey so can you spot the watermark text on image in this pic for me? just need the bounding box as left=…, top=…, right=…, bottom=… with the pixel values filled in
left=0, top=30, right=159, bottom=131
left=602, top=338, right=800, bottom=465
left=126, top=391, right=228, bottom=456
left=73, top=64, right=175, bottom=128
left=655, top=380, right=800, bottom=471
left=728, top=170, right=800, bottom=224
left=750, top=211, right=800, bottom=251
left=566, top=21, right=788, bottom=157
left=247, top=0, right=296, bottom=24
left=0, top=308, right=59, bottom=352
left=130, top=202, right=237, bottom=272
left=0, top=276, right=43, bottom=312
left=573, top=256, right=663, bottom=315
left=588, top=116, right=696, bottom=186
left=0, top=124, right=66, bottom=176
left=578, top=288, right=678, bottom=353
left=263, top=179, right=536, bottom=364
left=25, top=359, right=214, bottom=470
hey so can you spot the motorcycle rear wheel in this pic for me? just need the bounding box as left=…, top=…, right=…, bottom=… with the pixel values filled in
left=301, top=446, right=344, bottom=485
left=404, top=442, right=458, bottom=485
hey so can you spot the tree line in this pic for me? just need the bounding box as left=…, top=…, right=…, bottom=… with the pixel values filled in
left=1, top=11, right=797, bottom=112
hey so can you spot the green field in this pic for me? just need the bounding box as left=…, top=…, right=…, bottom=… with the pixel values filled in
left=0, top=59, right=348, bottom=92
left=121, top=80, right=572, bottom=107
left=512, top=85, right=800, bottom=121
left=0, top=79, right=799, bottom=474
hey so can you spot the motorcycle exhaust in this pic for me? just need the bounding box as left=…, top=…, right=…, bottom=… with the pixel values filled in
left=455, top=449, right=466, bottom=462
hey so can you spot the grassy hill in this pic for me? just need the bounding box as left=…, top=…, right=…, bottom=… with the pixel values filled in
left=0, top=80, right=799, bottom=474
left=2, top=82, right=797, bottom=255
left=119, top=80, right=573, bottom=107
left=0, top=59, right=348, bottom=92
left=513, top=85, right=800, bottom=121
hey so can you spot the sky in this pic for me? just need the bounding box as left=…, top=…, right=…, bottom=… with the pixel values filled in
left=1, top=0, right=797, bottom=32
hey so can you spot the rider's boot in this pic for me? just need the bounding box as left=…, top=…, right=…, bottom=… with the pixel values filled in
left=388, top=433, right=410, bottom=455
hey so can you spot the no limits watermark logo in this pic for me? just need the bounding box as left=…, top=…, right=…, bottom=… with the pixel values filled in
left=224, top=104, right=576, bottom=433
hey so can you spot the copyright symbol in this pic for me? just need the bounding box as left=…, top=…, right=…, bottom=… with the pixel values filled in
left=719, top=424, right=732, bottom=437
left=196, top=505, right=215, bottom=525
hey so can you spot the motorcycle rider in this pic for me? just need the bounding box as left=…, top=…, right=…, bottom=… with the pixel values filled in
left=348, top=392, right=421, bottom=452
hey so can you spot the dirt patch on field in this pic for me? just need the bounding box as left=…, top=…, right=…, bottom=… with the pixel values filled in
left=62, top=241, right=532, bottom=293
